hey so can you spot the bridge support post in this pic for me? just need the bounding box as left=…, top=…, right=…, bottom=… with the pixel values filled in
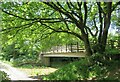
left=42, top=57, right=50, bottom=66
left=40, top=54, right=51, bottom=66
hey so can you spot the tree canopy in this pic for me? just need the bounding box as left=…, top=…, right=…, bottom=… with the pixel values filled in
left=0, top=2, right=120, bottom=57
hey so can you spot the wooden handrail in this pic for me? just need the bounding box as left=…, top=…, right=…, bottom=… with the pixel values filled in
left=41, top=42, right=85, bottom=54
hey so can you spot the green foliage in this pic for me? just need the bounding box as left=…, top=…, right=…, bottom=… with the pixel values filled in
left=43, top=53, right=120, bottom=80
left=11, top=55, right=41, bottom=67
left=106, top=48, right=120, bottom=55
left=0, top=38, right=41, bottom=66
left=1, top=2, right=119, bottom=57
left=43, top=58, right=99, bottom=80
left=1, top=43, right=20, bottom=61
left=0, top=71, right=10, bottom=81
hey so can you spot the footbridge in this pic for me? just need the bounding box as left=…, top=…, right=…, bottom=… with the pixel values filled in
left=40, top=42, right=86, bottom=66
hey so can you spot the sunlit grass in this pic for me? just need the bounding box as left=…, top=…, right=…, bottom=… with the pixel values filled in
left=16, top=62, right=70, bottom=77
left=18, top=66, right=58, bottom=77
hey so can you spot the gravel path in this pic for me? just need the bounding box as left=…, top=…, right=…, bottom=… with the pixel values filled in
left=0, top=61, right=37, bottom=80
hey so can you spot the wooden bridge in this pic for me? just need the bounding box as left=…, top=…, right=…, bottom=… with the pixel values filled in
left=39, top=39, right=120, bottom=66
left=40, top=42, right=86, bottom=66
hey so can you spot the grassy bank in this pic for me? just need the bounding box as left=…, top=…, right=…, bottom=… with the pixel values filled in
left=43, top=53, right=120, bottom=80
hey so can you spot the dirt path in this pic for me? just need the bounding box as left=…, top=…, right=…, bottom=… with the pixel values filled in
left=0, top=61, right=37, bottom=80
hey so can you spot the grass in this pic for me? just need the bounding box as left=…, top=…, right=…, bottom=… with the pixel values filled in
left=42, top=54, right=120, bottom=80
left=14, top=64, right=58, bottom=79
left=15, top=59, right=72, bottom=77
left=17, top=65, right=58, bottom=77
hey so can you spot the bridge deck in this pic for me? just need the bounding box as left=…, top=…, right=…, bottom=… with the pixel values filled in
left=43, top=52, right=86, bottom=57
left=41, top=52, right=86, bottom=66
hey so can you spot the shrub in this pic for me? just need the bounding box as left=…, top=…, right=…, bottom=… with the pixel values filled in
left=0, top=71, right=10, bottom=81
left=43, top=57, right=103, bottom=80
left=12, top=56, right=41, bottom=67
left=106, top=48, right=120, bottom=55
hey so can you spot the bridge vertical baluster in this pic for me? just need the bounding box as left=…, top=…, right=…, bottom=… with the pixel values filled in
left=77, top=42, right=79, bottom=52
left=53, top=50, right=54, bottom=53
left=50, top=47, right=52, bottom=53
left=61, top=45, right=62, bottom=52
left=71, top=43, right=73, bottom=52
left=57, top=45, right=58, bottom=52
left=52, top=47, right=54, bottom=53
left=66, top=44, right=67, bottom=52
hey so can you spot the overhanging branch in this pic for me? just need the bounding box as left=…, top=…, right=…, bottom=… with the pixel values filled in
left=1, top=21, right=36, bottom=32
left=1, top=9, right=38, bottom=21
left=4, top=22, right=33, bottom=40
left=2, top=9, right=71, bottom=22
left=40, top=22, right=83, bottom=41
left=1, top=24, right=30, bottom=33
left=43, top=2, right=79, bottom=25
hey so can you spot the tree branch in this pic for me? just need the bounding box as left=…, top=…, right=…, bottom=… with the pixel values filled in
left=66, top=2, right=80, bottom=19
left=93, top=17, right=98, bottom=36
left=56, top=2, right=68, bottom=12
left=85, top=17, right=98, bottom=37
left=69, top=2, right=78, bottom=10
left=97, top=2, right=105, bottom=15
left=2, top=9, right=70, bottom=22
left=1, top=9, right=38, bottom=21
left=40, top=31, right=56, bottom=41
left=43, top=2, right=79, bottom=25
left=60, top=13, right=70, bottom=30
left=77, top=2, right=83, bottom=21
left=97, top=2, right=103, bottom=43
left=40, top=22, right=83, bottom=41
left=1, top=21, right=36, bottom=32
left=43, top=2, right=87, bottom=34
left=4, top=22, right=33, bottom=40
left=41, top=18, right=73, bottom=23
left=111, top=1, right=120, bottom=12
left=83, top=2, right=87, bottom=26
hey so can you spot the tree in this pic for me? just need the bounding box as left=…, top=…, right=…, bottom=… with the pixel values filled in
left=1, top=2, right=120, bottom=56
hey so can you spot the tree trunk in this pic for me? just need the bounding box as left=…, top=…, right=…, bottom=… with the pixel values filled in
left=82, top=34, right=93, bottom=56
left=100, top=3, right=112, bottom=52
left=101, top=28, right=109, bottom=52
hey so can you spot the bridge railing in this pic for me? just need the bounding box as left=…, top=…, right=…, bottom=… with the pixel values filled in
left=41, top=42, right=85, bottom=54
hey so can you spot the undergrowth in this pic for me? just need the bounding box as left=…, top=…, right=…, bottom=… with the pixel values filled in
left=43, top=52, right=120, bottom=80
